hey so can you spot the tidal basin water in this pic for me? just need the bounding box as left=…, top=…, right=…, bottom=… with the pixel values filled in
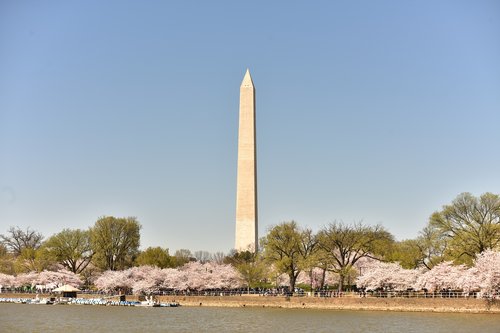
left=0, top=303, right=498, bottom=333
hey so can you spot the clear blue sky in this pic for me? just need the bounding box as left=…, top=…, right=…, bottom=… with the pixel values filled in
left=1, top=1, right=499, bottom=254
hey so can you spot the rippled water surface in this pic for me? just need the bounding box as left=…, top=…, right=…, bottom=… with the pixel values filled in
left=0, top=303, right=498, bottom=332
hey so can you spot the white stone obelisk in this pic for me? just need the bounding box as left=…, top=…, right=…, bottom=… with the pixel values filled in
left=235, top=69, right=258, bottom=252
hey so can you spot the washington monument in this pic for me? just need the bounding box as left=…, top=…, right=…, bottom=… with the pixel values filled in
left=235, top=69, right=258, bottom=252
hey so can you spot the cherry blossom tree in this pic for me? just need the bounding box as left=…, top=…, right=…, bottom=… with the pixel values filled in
left=296, top=267, right=338, bottom=289
left=177, top=262, right=241, bottom=290
left=414, top=261, right=467, bottom=292
left=105, top=266, right=154, bottom=294
left=208, top=262, right=242, bottom=289
left=128, top=266, right=165, bottom=294
left=90, top=250, right=500, bottom=297
left=356, top=261, right=421, bottom=291
left=93, top=262, right=243, bottom=294
left=0, top=273, right=15, bottom=289
left=455, top=267, right=478, bottom=294
left=177, top=262, right=206, bottom=290
left=466, top=250, right=500, bottom=293
left=94, top=270, right=130, bottom=293
left=13, top=271, right=38, bottom=287
left=159, top=268, right=186, bottom=290
left=354, top=250, right=500, bottom=296
left=33, top=269, right=83, bottom=288
left=5, top=269, right=82, bottom=291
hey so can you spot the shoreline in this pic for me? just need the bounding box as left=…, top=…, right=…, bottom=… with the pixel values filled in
left=167, top=295, right=500, bottom=314
left=2, top=293, right=499, bottom=314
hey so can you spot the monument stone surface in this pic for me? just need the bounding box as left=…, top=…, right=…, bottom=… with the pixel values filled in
left=235, top=69, right=258, bottom=252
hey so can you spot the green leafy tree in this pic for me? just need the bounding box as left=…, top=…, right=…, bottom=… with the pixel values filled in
left=385, top=239, right=423, bottom=269
left=15, top=247, right=54, bottom=273
left=415, top=225, right=449, bottom=269
left=135, top=246, right=172, bottom=268
left=236, top=257, right=268, bottom=293
left=42, top=229, right=93, bottom=273
left=261, top=221, right=318, bottom=291
left=225, top=250, right=268, bottom=293
left=317, top=221, right=394, bottom=291
left=377, top=226, right=449, bottom=270
left=90, top=216, right=141, bottom=271
left=297, top=228, right=321, bottom=291
left=429, top=192, right=500, bottom=264
left=224, top=250, right=254, bottom=265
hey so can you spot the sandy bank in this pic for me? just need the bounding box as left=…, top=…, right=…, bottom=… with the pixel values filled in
left=3, top=293, right=499, bottom=314
left=157, top=295, right=500, bottom=314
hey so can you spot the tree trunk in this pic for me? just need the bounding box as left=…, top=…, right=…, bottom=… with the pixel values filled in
left=338, top=273, right=345, bottom=292
left=320, top=268, right=326, bottom=289
left=309, top=269, right=313, bottom=292
left=290, top=273, right=297, bottom=292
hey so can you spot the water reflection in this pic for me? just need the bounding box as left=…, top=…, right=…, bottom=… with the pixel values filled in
left=0, top=304, right=498, bottom=333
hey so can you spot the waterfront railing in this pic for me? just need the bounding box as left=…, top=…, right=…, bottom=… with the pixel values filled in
left=2, top=287, right=496, bottom=299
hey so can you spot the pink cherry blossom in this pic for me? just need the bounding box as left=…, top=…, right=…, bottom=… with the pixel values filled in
left=356, top=261, right=421, bottom=291
left=0, top=273, right=15, bottom=287
left=414, top=262, right=467, bottom=292
left=463, top=250, right=500, bottom=294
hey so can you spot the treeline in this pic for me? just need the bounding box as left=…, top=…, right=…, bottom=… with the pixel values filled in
left=253, top=192, right=500, bottom=290
left=1, top=192, right=499, bottom=291
left=0, top=216, right=204, bottom=286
